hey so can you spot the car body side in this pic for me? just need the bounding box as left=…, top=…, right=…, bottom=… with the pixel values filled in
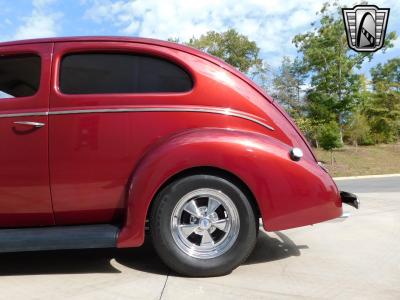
left=0, top=37, right=342, bottom=247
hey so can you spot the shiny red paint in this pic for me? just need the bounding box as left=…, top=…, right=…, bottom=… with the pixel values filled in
left=117, top=128, right=341, bottom=247
left=0, top=37, right=342, bottom=245
left=0, top=43, right=53, bottom=227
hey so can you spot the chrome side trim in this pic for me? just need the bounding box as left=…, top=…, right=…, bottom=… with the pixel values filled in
left=0, top=112, right=48, bottom=118
left=48, top=108, right=275, bottom=131
left=0, top=108, right=274, bottom=131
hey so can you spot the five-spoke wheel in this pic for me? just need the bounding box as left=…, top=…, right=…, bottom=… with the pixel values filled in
left=150, top=174, right=258, bottom=276
left=171, top=188, right=240, bottom=259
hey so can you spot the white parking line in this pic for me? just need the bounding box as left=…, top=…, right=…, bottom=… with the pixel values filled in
left=333, top=174, right=400, bottom=180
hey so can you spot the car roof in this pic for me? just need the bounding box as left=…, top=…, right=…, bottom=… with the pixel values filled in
left=0, top=36, right=222, bottom=63
left=0, top=36, right=272, bottom=101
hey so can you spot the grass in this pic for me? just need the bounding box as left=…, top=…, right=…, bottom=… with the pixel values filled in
left=313, top=143, right=400, bottom=177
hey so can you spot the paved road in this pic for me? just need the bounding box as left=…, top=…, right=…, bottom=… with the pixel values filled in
left=0, top=176, right=399, bottom=300
left=336, top=176, right=400, bottom=193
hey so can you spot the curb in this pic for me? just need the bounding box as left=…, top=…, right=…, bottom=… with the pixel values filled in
left=333, top=174, right=400, bottom=180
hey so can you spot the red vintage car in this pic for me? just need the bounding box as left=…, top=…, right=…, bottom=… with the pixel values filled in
left=0, top=37, right=358, bottom=276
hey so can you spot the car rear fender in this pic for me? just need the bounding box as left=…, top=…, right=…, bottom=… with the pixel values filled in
left=117, top=128, right=341, bottom=248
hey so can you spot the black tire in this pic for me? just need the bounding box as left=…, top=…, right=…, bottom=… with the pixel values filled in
left=150, top=174, right=257, bottom=277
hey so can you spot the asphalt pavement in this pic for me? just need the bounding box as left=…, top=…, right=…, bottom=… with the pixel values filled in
left=335, top=175, right=400, bottom=193
left=0, top=175, right=399, bottom=300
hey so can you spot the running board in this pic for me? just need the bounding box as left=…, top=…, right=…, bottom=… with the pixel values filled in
left=0, top=224, right=119, bottom=253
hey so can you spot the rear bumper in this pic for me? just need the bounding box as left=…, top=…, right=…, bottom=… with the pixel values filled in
left=325, top=192, right=359, bottom=223
left=340, top=191, right=360, bottom=209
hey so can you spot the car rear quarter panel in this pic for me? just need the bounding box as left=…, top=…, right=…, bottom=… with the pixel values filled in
left=117, top=128, right=342, bottom=248
left=48, top=42, right=300, bottom=223
left=46, top=40, right=341, bottom=244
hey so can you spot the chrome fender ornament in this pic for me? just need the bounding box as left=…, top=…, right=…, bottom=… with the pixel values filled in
left=289, top=148, right=303, bottom=161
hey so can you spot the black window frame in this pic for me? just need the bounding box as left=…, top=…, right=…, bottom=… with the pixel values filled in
left=0, top=53, right=42, bottom=99
left=58, top=52, right=194, bottom=95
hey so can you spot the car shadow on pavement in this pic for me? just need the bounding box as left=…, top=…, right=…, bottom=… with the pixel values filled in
left=245, top=231, right=308, bottom=265
left=0, top=239, right=167, bottom=276
left=0, top=230, right=307, bottom=276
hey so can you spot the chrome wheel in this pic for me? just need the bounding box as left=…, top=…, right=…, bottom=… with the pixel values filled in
left=171, top=188, right=240, bottom=259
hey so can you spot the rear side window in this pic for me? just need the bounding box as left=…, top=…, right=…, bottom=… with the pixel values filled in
left=0, top=54, right=41, bottom=98
left=59, top=53, right=193, bottom=94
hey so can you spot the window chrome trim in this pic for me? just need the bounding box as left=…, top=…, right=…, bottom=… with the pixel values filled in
left=0, top=107, right=274, bottom=131
left=0, top=112, right=48, bottom=118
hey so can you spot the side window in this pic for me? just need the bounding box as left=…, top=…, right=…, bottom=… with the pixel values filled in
left=0, top=54, right=41, bottom=99
left=59, top=53, right=193, bottom=94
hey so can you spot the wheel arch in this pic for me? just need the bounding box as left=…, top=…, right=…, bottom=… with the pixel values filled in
left=116, top=127, right=339, bottom=248
left=146, top=166, right=261, bottom=225
left=116, top=128, right=274, bottom=248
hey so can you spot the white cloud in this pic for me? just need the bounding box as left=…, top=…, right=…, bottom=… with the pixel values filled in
left=33, top=0, right=57, bottom=6
left=14, top=11, right=62, bottom=40
left=13, top=0, right=62, bottom=40
left=84, top=0, right=372, bottom=54
left=82, top=0, right=399, bottom=69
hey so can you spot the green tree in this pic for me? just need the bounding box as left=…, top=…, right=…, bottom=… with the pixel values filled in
left=272, top=56, right=306, bottom=117
left=365, top=59, right=400, bottom=143
left=168, top=29, right=268, bottom=77
left=293, top=116, right=323, bottom=148
left=169, top=29, right=271, bottom=91
left=293, top=1, right=397, bottom=141
left=343, top=75, right=373, bottom=147
left=317, top=121, right=342, bottom=165
left=344, top=111, right=372, bottom=148
left=186, top=29, right=264, bottom=74
left=371, top=58, right=400, bottom=92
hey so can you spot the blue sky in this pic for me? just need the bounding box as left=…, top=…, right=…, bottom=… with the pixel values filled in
left=0, top=0, right=398, bottom=77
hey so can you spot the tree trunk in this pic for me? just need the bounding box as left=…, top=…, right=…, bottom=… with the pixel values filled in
left=330, top=150, right=334, bottom=166
left=297, top=84, right=300, bottom=103
left=337, top=113, right=344, bottom=144
left=339, top=127, right=344, bottom=144
left=337, top=42, right=343, bottom=145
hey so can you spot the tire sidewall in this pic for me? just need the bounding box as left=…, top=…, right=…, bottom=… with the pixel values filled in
left=151, top=174, right=257, bottom=276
